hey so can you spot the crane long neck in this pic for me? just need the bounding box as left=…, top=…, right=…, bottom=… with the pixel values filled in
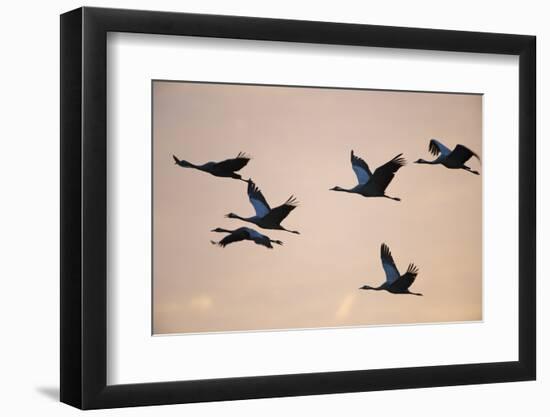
left=226, top=212, right=258, bottom=224
left=214, top=228, right=232, bottom=234
left=179, top=159, right=198, bottom=168
left=332, top=186, right=355, bottom=193
left=362, top=285, right=383, bottom=291
left=234, top=214, right=258, bottom=223
left=417, top=159, right=438, bottom=165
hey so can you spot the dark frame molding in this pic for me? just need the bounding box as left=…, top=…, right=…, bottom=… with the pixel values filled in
left=60, top=6, right=536, bottom=410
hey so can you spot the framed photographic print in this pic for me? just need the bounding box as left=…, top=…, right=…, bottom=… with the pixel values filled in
left=60, top=6, right=536, bottom=410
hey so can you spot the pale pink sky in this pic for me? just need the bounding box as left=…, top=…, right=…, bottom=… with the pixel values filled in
left=153, top=81, right=482, bottom=335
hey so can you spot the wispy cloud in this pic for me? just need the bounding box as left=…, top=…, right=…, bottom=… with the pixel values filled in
left=189, top=295, right=213, bottom=312
left=336, top=293, right=356, bottom=319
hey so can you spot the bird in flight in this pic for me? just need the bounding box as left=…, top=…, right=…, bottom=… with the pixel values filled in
left=210, top=227, right=283, bottom=249
left=172, top=152, right=250, bottom=181
left=330, top=151, right=406, bottom=201
left=415, top=139, right=480, bottom=175
left=359, top=243, right=422, bottom=296
left=226, top=179, right=300, bottom=234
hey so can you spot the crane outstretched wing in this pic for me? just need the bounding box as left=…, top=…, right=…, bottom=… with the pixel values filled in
left=448, top=144, right=480, bottom=165
left=389, top=264, right=419, bottom=291
left=214, top=152, right=251, bottom=172
left=262, top=196, right=298, bottom=225
left=351, top=150, right=372, bottom=185
left=429, top=139, right=452, bottom=157
left=371, top=154, right=406, bottom=192
left=380, top=243, right=400, bottom=285
left=214, top=229, right=249, bottom=247
left=247, top=180, right=271, bottom=218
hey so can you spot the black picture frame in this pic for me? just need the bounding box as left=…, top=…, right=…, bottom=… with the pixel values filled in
left=60, top=6, right=536, bottom=410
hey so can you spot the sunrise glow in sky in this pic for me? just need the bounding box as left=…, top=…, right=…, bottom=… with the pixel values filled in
left=152, top=81, right=482, bottom=335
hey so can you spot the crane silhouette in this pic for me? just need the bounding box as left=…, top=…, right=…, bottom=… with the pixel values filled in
left=330, top=151, right=406, bottom=201
left=172, top=152, right=250, bottom=181
left=210, top=227, right=283, bottom=249
left=226, top=179, right=300, bottom=234
left=415, top=139, right=480, bottom=175
left=359, top=243, right=422, bottom=296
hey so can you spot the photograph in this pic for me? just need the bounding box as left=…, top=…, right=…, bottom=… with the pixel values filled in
left=53, top=3, right=538, bottom=412
left=152, top=80, right=482, bottom=335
